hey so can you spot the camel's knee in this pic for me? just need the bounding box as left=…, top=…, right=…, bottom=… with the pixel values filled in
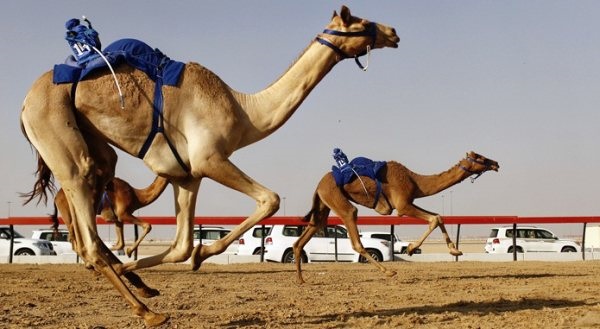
left=427, top=215, right=442, bottom=230
left=168, top=243, right=193, bottom=263
left=258, top=191, right=280, bottom=217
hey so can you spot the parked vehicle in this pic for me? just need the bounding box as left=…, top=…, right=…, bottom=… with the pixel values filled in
left=237, top=225, right=272, bottom=255
left=360, top=231, right=421, bottom=255
left=32, top=228, right=125, bottom=256
left=0, top=226, right=56, bottom=256
left=193, top=226, right=238, bottom=254
left=263, top=224, right=395, bottom=263
left=485, top=226, right=580, bottom=253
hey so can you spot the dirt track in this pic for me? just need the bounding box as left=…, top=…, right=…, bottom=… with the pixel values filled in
left=2, top=261, right=600, bottom=328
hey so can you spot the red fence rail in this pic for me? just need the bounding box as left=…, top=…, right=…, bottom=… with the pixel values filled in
left=3, top=215, right=600, bottom=226
left=2, top=215, right=599, bottom=263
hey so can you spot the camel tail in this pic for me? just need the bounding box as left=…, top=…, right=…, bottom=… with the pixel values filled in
left=20, top=152, right=56, bottom=206
left=302, top=190, right=322, bottom=223
left=134, top=176, right=169, bottom=206
left=50, top=202, right=59, bottom=231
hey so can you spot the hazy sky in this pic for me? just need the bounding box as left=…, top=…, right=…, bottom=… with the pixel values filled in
left=2, top=1, right=600, bottom=239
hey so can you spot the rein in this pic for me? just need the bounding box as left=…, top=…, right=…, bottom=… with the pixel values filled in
left=315, top=22, right=377, bottom=71
left=460, top=155, right=489, bottom=183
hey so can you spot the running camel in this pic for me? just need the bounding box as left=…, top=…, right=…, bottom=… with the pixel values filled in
left=21, top=6, right=399, bottom=326
left=295, top=151, right=499, bottom=284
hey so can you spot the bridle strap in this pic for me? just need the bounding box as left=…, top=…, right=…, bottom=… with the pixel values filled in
left=315, top=22, right=377, bottom=70
left=460, top=156, right=486, bottom=183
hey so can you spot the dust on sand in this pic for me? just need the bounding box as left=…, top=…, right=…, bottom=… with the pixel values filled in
left=1, top=261, right=600, bottom=328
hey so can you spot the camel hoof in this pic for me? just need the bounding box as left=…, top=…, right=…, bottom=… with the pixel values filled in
left=137, top=287, right=160, bottom=298
left=191, top=244, right=203, bottom=271
left=450, top=249, right=463, bottom=256
left=407, top=243, right=417, bottom=256
left=385, top=270, right=397, bottom=278
left=143, top=312, right=169, bottom=327
left=126, top=247, right=134, bottom=258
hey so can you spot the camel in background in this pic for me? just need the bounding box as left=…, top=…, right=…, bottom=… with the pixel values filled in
left=294, top=151, right=499, bottom=284
left=21, top=6, right=399, bottom=325
left=51, top=176, right=169, bottom=257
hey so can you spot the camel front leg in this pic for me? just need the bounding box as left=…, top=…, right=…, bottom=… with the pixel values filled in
left=401, top=205, right=462, bottom=256
left=191, top=158, right=279, bottom=271
left=339, top=211, right=397, bottom=278
left=120, top=213, right=153, bottom=258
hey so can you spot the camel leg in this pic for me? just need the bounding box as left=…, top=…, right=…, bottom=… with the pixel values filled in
left=401, top=205, right=462, bottom=256
left=118, top=178, right=200, bottom=273
left=121, top=212, right=152, bottom=258
left=54, top=171, right=160, bottom=297
left=292, top=223, right=323, bottom=285
left=337, top=207, right=396, bottom=278
left=319, top=185, right=396, bottom=278
left=191, top=158, right=279, bottom=270
left=46, top=163, right=167, bottom=325
left=112, top=220, right=125, bottom=251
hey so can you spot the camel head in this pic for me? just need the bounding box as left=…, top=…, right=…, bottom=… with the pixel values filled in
left=459, top=151, right=500, bottom=181
left=317, top=6, right=399, bottom=67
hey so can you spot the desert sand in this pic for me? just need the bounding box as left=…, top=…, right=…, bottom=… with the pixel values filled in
left=2, top=259, right=600, bottom=328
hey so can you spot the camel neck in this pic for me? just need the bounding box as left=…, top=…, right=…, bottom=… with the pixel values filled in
left=412, top=161, right=471, bottom=198
left=234, top=40, right=339, bottom=146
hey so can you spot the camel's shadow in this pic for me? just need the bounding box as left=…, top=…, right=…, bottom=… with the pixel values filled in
left=284, top=298, right=588, bottom=326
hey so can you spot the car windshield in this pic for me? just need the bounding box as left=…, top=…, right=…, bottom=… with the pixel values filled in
left=536, top=230, right=554, bottom=239
left=0, top=228, right=24, bottom=239
left=489, top=229, right=499, bottom=238
left=252, top=227, right=271, bottom=238
left=369, top=233, right=398, bottom=242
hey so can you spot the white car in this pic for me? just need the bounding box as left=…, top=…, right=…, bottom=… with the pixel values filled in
left=237, top=225, right=272, bottom=255
left=0, top=226, right=56, bottom=256
left=485, top=226, right=580, bottom=253
left=263, top=225, right=395, bottom=263
left=193, top=226, right=238, bottom=254
left=360, top=231, right=421, bottom=255
left=32, top=228, right=125, bottom=256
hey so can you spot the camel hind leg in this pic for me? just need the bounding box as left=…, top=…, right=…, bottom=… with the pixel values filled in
left=319, top=182, right=396, bottom=279
left=21, top=94, right=167, bottom=325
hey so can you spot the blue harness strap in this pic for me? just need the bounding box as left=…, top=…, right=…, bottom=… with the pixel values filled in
left=330, top=149, right=387, bottom=209
left=56, top=38, right=189, bottom=173
left=138, top=72, right=190, bottom=172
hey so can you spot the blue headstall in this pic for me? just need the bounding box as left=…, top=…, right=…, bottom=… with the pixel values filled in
left=315, top=22, right=377, bottom=71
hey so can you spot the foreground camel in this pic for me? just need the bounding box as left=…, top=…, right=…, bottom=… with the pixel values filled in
left=294, top=151, right=499, bottom=284
left=51, top=176, right=169, bottom=257
left=21, top=6, right=399, bottom=326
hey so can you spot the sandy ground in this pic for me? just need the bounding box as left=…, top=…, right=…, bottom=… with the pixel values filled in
left=2, top=259, right=600, bottom=329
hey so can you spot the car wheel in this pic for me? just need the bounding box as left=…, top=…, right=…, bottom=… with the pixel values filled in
left=561, top=246, right=577, bottom=252
left=15, top=249, right=35, bottom=256
left=400, top=247, right=407, bottom=254
left=282, top=249, right=306, bottom=263
left=252, top=248, right=264, bottom=256
left=507, top=246, right=523, bottom=253
left=359, top=249, right=383, bottom=263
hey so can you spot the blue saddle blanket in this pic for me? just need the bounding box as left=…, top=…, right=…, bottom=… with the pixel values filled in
left=331, top=157, right=386, bottom=187
left=53, top=38, right=185, bottom=85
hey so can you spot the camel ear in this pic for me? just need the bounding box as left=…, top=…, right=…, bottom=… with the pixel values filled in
left=339, top=5, right=352, bottom=25
left=332, top=10, right=338, bottom=20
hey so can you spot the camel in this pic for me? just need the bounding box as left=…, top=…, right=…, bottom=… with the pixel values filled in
left=50, top=176, right=169, bottom=257
left=20, top=6, right=399, bottom=326
left=294, top=151, right=499, bottom=284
